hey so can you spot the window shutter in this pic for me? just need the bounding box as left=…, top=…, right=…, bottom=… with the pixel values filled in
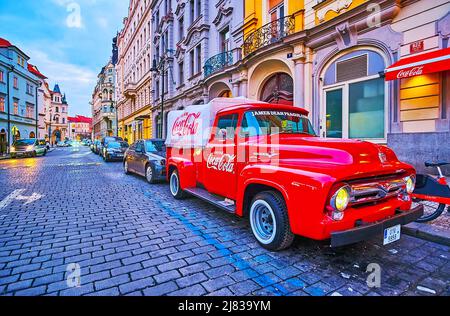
left=336, top=54, right=368, bottom=83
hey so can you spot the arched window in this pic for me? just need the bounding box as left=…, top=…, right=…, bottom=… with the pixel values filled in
left=321, top=49, right=386, bottom=140
left=260, top=73, right=293, bottom=105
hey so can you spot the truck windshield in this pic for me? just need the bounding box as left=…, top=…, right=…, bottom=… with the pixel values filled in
left=241, top=110, right=316, bottom=136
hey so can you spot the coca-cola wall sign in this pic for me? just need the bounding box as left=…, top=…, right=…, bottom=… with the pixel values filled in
left=396, top=66, right=424, bottom=79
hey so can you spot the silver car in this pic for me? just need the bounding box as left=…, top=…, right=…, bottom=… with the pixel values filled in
left=10, top=139, right=48, bottom=158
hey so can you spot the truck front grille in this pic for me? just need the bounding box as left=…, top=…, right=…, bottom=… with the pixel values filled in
left=349, top=178, right=406, bottom=206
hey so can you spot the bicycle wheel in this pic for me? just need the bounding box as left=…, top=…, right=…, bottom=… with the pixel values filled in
left=412, top=199, right=446, bottom=223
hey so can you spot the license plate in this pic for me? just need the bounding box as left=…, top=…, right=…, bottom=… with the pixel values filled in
left=117, top=154, right=123, bottom=157
left=383, top=224, right=401, bottom=245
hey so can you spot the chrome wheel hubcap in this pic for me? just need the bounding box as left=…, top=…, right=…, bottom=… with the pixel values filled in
left=146, top=167, right=153, bottom=182
left=250, top=200, right=276, bottom=244
left=170, top=173, right=179, bottom=196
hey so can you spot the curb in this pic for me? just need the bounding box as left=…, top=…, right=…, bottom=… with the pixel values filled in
left=403, top=222, right=450, bottom=246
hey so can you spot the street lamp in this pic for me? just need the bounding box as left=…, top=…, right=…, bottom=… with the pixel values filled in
left=150, top=49, right=173, bottom=138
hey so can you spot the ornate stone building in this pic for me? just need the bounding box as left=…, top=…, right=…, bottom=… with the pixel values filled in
left=149, top=0, right=244, bottom=138
left=116, top=0, right=153, bottom=144
left=92, top=60, right=117, bottom=140
left=46, top=83, right=69, bottom=144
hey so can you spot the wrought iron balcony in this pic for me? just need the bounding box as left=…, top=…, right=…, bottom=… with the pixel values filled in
left=243, top=15, right=295, bottom=56
left=204, top=50, right=234, bottom=78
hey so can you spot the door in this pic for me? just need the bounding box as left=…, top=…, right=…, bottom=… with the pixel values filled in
left=203, top=114, right=239, bottom=199
left=134, top=141, right=147, bottom=176
left=322, top=87, right=345, bottom=138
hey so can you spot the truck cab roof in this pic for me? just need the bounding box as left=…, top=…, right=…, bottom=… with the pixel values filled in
left=216, top=103, right=309, bottom=116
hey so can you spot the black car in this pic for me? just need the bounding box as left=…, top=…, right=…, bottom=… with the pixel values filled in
left=92, top=140, right=101, bottom=154
left=100, top=136, right=124, bottom=158
left=103, top=141, right=129, bottom=162
left=124, top=139, right=166, bottom=183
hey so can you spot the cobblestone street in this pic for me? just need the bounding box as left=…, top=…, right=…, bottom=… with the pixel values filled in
left=0, top=147, right=448, bottom=296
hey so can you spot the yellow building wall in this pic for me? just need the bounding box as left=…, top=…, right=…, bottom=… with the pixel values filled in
left=288, top=0, right=304, bottom=32
left=244, top=0, right=262, bottom=38
left=315, top=0, right=368, bottom=25
left=400, top=73, right=441, bottom=133
left=244, top=0, right=305, bottom=38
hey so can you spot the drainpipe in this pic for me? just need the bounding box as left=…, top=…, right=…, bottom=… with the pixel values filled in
left=35, top=85, right=39, bottom=137
left=6, top=67, right=11, bottom=152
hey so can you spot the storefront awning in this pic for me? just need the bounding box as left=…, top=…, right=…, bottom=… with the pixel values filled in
left=385, top=47, right=450, bottom=81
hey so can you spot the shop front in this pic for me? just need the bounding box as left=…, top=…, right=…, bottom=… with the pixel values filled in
left=385, top=47, right=450, bottom=173
left=121, top=106, right=152, bottom=145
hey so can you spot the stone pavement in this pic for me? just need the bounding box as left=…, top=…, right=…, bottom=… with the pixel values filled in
left=0, top=147, right=448, bottom=296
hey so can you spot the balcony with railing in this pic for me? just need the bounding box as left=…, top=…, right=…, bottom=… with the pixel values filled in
left=243, top=15, right=296, bottom=57
left=204, top=49, right=241, bottom=78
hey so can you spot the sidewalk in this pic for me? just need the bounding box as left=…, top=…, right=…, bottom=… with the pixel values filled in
left=404, top=178, right=450, bottom=246
left=0, top=147, right=56, bottom=160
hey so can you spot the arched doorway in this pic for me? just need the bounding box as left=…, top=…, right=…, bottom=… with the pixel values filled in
left=53, top=130, right=61, bottom=144
left=209, top=81, right=233, bottom=100
left=29, top=131, right=36, bottom=139
left=218, top=90, right=232, bottom=98
left=0, top=129, right=7, bottom=156
left=260, top=73, right=293, bottom=105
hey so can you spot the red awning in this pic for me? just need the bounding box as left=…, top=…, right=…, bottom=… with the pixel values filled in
left=385, top=47, right=450, bottom=81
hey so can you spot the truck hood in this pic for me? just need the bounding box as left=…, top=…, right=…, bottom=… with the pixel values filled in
left=248, top=135, right=413, bottom=180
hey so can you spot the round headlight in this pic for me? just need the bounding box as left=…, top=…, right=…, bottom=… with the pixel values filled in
left=331, top=185, right=351, bottom=212
left=404, top=176, right=415, bottom=194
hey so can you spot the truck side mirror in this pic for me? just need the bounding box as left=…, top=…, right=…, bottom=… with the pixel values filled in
left=219, top=128, right=227, bottom=140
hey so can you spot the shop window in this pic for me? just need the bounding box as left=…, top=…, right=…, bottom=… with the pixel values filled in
left=399, top=73, right=441, bottom=133
left=348, top=78, right=385, bottom=139
left=322, top=49, right=387, bottom=141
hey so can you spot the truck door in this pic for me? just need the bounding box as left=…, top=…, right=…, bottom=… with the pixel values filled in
left=203, top=113, right=239, bottom=200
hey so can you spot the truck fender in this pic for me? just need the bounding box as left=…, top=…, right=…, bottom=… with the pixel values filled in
left=167, top=157, right=196, bottom=189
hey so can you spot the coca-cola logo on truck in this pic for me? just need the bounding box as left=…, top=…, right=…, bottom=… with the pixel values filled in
left=207, top=153, right=236, bottom=173
left=172, top=112, right=201, bottom=136
left=397, top=66, right=424, bottom=79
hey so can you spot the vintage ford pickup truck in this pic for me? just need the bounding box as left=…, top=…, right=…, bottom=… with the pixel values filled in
left=165, top=98, right=423, bottom=250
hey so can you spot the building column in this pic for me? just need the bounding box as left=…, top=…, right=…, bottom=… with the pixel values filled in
left=232, top=83, right=240, bottom=98
left=239, top=80, right=248, bottom=98
left=293, top=57, right=305, bottom=108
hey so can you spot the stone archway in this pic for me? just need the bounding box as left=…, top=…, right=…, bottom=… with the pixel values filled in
left=208, top=81, right=232, bottom=100
left=53, top=129, right=61, bottom=144
left=260, top=72, right=294, bottom=105
left=0, top=129, right=7, bottom=156
left=248, top=58, right=294, bottom=103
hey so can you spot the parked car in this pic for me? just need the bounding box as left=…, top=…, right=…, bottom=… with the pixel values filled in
left=10, top=139, right=47, bottom=158
left=102, top=141, right=129, bottom=162
left=100, top=136, right=124, bottom=158
left=165, top=98, right=423, bottom=251
left=124, top=139, right=166, bottom=183
left=92, top=140, right=101, bottom=154
left=56, top=141, right=69, bottom=147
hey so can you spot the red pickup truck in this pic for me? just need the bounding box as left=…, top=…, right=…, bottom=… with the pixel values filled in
left=165, top=98, right=423, bottom=250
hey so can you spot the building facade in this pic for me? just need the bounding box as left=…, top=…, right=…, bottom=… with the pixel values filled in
left=200, top=0, right=450, bottom=172
left=28, top=63, right=48, bottom=140
left=68, top=115, right=92, bottom=141
left=114, top=0, right=450, bottom=172
left=0, top=37, right=40, bottom=155
left=92, top=60, right=117, bottom=140
left=116, top=0, right=153, bottom=144
left=46, top=84, right=69, bottom=145
left=148, top=0, right=244, bottom=138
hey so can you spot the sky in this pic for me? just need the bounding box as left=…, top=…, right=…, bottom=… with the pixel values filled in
left=0, top=0, right=129, bottom=117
